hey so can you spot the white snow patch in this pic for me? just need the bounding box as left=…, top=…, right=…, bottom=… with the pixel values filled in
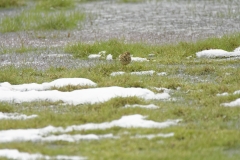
left=196, top=47, right=240, bottom=58
left=221, top=98, right=240, bottom=107
left=0, top=114, right=181, bottom=143
left=0, top=86, right=170, bottom=105
left=88, top=51, right=106, bottom=59
left=110, top=71, right=125, bottom=76
left=124, top=104, right=159, bottom=109
left=131, top=57, right=149, bottom=62
left=233, top=90, right=240, bottom=95
left=131, top=70, right=155, bottom=75
left=0, top=149, right=86, bottom=160
left=234, top=47, right=240, bottom=52
left=220, top=89, right=240, bottom=107
left=132, top=133, right=174, bottom=139
left=88, top=54, right=101, bottom=59
left=106, top=54, right=113, bottom=60
left=157, top=72, right=167, bottom=76
left=216, top=92, right=229, bottom=96
left=0, top=78, right=97, bottom=91
left=0, top=112, right=37, bottom=120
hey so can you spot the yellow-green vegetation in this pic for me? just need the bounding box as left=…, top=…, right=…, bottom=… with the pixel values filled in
left=1, top=33, right=240, bottom=159
left=0, top=0, right=85, bottom=32
left=65, top=33, right=240, bottom=61
left=0, top=0, right=25, bottom=8
left=35, top=0, right=75, bottom=10
left=0, top=11, right=85, bottom=32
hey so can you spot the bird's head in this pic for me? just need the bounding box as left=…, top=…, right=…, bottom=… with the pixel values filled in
left=126, top=52, right=130, bottom=55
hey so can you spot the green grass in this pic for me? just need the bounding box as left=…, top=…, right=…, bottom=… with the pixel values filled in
left=35, top=0, right=75, bottom=10
left=1, top=32, right=240, bottom=159
left=65, top=33, right=240, bottom=62
left=0, top=10, right=85, bottom=32
left=0, top=0, right=25, bottom=8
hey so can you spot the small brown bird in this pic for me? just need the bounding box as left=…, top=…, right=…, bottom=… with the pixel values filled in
left=119, top=52, right=131, bottom=65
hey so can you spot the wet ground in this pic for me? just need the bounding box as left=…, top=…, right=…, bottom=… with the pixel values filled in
left=79, top=0, right=240, bottom=44
left=0, top=50, right=104, bottom=70
left=0, top=0, right=240, bottom=70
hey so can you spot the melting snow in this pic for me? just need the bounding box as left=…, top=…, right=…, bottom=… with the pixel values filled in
left=234, top=47, right=240, bottom=52
left=0, top=75, right=179, bottom=159
left=157, top=72, right=167, bottom=76
left=233, top=90, right=240, bottom=95
left=0, top=78, right=97, bottom=91
left=88, top=51, right=106, bottom=59
left=0, top=114, right=181, bottom=143
left=131, top=70, right=155, bottom=75
left=196, top=47, right=240, bottom=58
left=216, top=92, right=229, bottom=96
left=0, top=78, right=170, bottom=105
left=221, top=99, right=240, bottom=107
left=0, top=149, right=86, bottom=160
left=131, top=57, right=149, bottom=62
left=0, top=112, right=37, bottom=120
left=124, top=104, right=159, bottom=109
left=106, top=54, right=113, bottom=60
left=110, top=71, right=125, bottom=76
left=88, top=54, right=101, bottom=59
left=218, top=89, right=240, bottom=107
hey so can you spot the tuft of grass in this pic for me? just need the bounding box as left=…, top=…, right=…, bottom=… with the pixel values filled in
left=51, top=85, right=95, bottom=92
left=0, top=0, right=25, bottom=8
left=35, top=0, right=75, bottom=10
left=0, top=103, right=14, bottom=113
left=0, top=11, right=85, bottom=32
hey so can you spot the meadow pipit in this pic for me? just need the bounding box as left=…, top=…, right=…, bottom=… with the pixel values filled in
left=119, top=52, right=131, bottom=65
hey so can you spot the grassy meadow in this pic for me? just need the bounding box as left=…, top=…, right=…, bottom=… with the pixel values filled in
left=0, top=0, right=85, bottom=32
left=0, top=0, right=240, bottom=160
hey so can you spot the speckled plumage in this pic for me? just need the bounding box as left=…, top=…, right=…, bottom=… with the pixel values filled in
left=119, top=52, right=131, bottom=65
